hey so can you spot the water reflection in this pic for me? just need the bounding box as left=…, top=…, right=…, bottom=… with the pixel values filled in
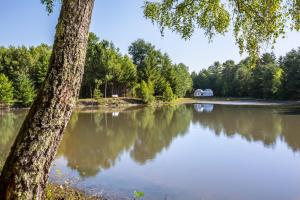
left=56, top=106, right=192, bottom=177
left=0, top=111, right=26, bottom=169
left=1, top=104, right=300, bottom=199
left=192, top=105, right=300, bottom=150
left=194, top=104, right=214, bottom=113
left=1, top=105, right=300, bottom=174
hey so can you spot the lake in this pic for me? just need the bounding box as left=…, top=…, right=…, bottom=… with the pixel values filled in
left=1, top=104, right=300, bottom=200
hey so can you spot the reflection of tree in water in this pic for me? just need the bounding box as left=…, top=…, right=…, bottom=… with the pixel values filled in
left=191, top=105, right=300, bottom=150
left=57, top=105, right=192, bottom=177
left=2, top=105, right=299, bottom=178
left=280, top=114, right=300, bottom=152
left=192, top=105, right=282, bottom=146
left=57, top=111, right=138, bottom=177
left=0, top=111, right=26, bottom=170
left=55, top=105, right=300, bottom=177
left=130, top=105, right=192, bottom=164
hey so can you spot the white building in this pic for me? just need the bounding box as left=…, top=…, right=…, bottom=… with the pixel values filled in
left=194, top=89, right=214, bottom=97
left=194, top=89, right=204, bottom=97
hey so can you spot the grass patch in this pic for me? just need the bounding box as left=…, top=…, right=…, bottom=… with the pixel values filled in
left=45, top=184, right=103, bottom=200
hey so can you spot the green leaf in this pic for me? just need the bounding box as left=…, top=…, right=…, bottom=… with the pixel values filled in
left=134, top=190, right=144, bottom=199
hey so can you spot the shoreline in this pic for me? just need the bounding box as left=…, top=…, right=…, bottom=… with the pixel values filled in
left=180, top=98, right=300, bottom=106
left=77, top=97, right=300, bottom=108
left=2, top=98, right=300, bottom=113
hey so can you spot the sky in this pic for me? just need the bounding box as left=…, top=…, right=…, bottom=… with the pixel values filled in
left=0, top=0, right=299, bottom=72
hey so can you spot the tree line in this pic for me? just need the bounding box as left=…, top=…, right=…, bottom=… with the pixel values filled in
left=191, top=49, right=300, bottom=99
left=1, top=36, right=299, bottom=107
left=0, top=33, right=192, bottom=106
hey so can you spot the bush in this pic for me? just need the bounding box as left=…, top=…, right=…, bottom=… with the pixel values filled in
left=0, top=74, right=14, bottom=105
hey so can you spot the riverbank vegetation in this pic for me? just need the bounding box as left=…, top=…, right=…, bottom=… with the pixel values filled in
left=192, top=49, right=300, bottom=99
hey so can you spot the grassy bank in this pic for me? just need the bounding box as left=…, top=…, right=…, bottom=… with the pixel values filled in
left=45, top=184, right=103, bottom=200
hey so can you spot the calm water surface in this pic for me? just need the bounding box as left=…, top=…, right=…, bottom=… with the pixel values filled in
left=1, top=104, right=300, bottom=200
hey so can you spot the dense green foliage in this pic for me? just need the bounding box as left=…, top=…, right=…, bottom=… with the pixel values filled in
left=82, top=35, right=192, bottom=101
left=128, top=39, right=192, bottom=101
left=281, top=49, right=300, bottom=99
left=0, top=34, right=192, bottom=106
left=0, top=74, right=14, bottom=105
left=192, top=48, right=300, bottom=99
left=0, top=39, right=299, bottom=106
left=163, top=83, right=175, bottom=102
left=14, top=73, right=36, bottom=106
left=0, top=44, right=51, bottom=106
left=81, top=33, right=138, bottom=98
left=144, top=0, right=300, bottom=61
left=139, top=80, right=155, bottom=103
left=0, top=38, right=299, bottom=106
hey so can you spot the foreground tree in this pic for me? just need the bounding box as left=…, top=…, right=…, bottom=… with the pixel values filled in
left=0, top=0, right=94, bottom=199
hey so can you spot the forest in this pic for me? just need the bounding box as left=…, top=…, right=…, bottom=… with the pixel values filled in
left=192, top=49, right=300, bottom=99
left=0, top=33, right=192, bottom=106
left=0, top=33, right=300, bottom=107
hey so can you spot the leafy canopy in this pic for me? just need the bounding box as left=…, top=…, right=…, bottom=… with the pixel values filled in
left=144, top=0, right=300, bottom=60
left=42, top=0, right=299, bottom=61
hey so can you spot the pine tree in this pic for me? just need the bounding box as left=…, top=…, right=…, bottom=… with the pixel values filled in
left=163, top=83, right=174, bottom=102
left=0, top=74, right=14, bottom=105
left=15, top=73, right=36, bottom=106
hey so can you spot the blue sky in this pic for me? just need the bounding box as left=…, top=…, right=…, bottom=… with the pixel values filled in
left=0, top=0, right=299, bottom=72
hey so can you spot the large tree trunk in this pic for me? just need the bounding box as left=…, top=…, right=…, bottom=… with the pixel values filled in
left=0, top=0, right=94, bottom=199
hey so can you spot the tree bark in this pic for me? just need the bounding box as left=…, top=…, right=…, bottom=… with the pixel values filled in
left=0, top=0, right=94, bottom=199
